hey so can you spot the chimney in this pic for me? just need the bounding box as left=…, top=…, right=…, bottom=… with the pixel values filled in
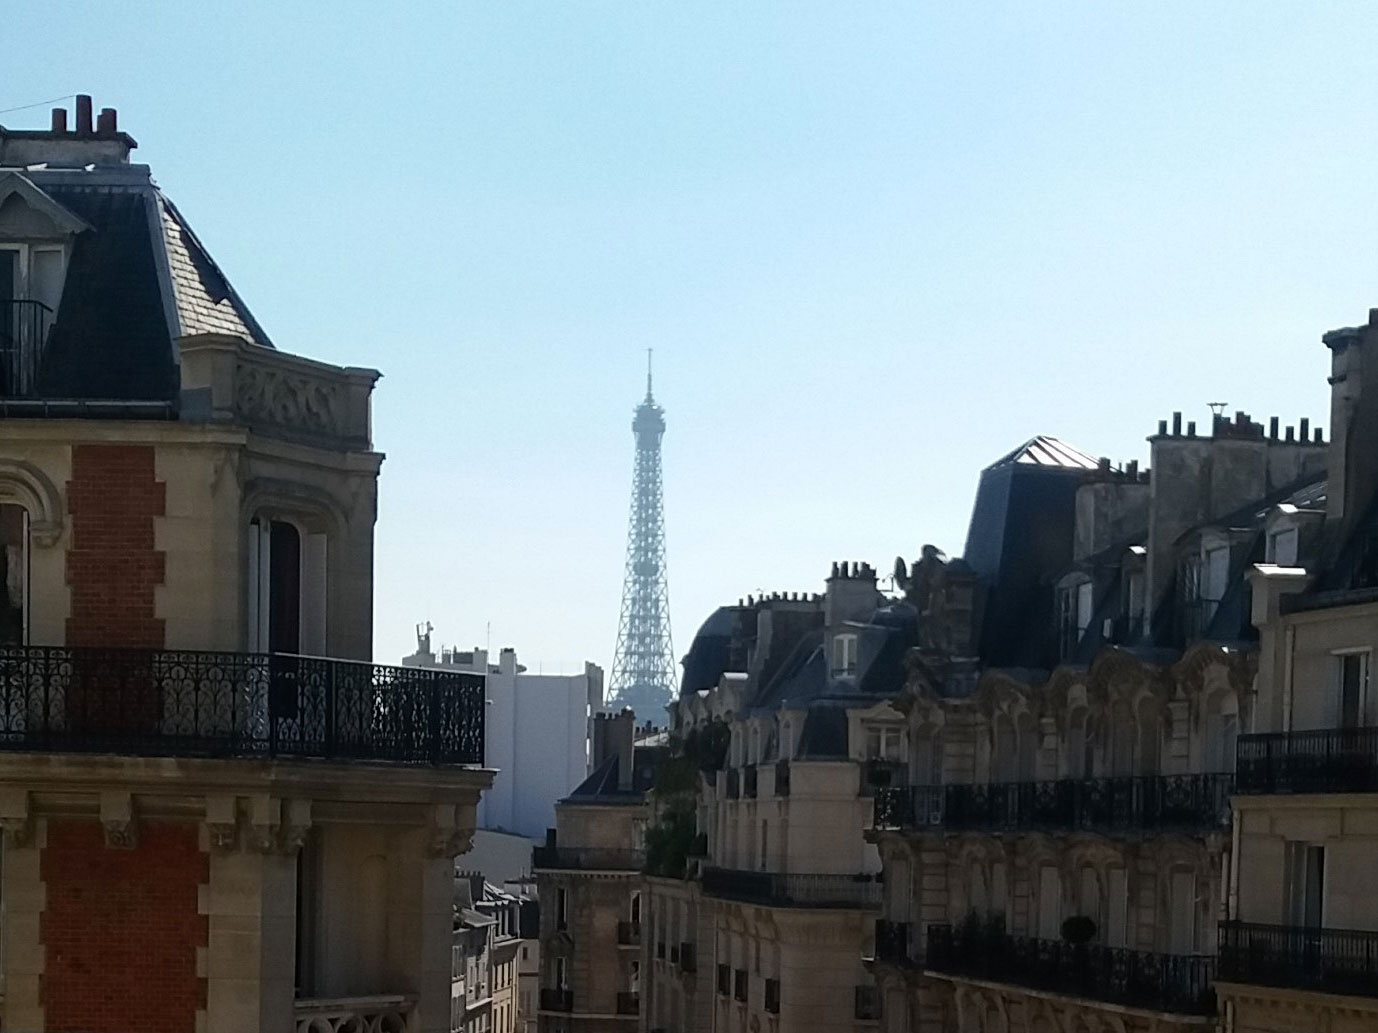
left=1324, top=316, right=1374, bottom=533
left=75, top=95, right=93, bottom=134
left=1172, top=412, right=1182, bottom=436
left=0, top=96, right=137, bottom=167
left=1269, top=416, right=1280, bottom=439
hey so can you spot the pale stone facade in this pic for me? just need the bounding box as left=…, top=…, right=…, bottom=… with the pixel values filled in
left=0, top=99, right=491, bottom=1033
left=1215, top=311, right=1378, bottom=1031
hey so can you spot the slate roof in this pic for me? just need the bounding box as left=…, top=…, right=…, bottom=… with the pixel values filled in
left=561, top=746, right=664, bottom=804
left=2, top=155, right=272, bottom=409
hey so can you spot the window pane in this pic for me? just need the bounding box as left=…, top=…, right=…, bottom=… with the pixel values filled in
left=0, top=504, right=27, bottom=645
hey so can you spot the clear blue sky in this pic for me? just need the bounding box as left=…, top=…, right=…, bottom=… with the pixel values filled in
left=6, top=3, right=1372, bottom=675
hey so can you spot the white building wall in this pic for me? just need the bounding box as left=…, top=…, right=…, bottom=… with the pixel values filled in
left=404, top=641, right=603, bottom=838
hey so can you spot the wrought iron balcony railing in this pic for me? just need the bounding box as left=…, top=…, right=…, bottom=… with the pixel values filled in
left=725, top=767, right=740, bottom=799
left=616, top=920, right=641, bottom=946
left=873, top=774, right=1232, bottom=834
left=775, top=758, right=791, bottom=796
left=539, top=988, right=572, bottom=1012
left=0, top=299, right=54, bottom=399
left=1218, top=920, right=1378, bottom=998
left=854, top=985, right=880, bottom=1021
left=702, top=866, right=882, bottom=910
left=926, top=924, right=1216, bottom=1016
left=1236, top=727, right=1378, bottom=794
left=0, top=646, right=483, bottom=765
left=531, top=847, right=645, bottom=871
left=873, top=919, right=914, bottom=966
left=743, top=765, right=758, bottom=798
left=615, top=991, right=639, bottom=1016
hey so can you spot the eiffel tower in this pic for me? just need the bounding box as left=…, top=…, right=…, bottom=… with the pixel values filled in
left=608, top=352, right=676, bottom=719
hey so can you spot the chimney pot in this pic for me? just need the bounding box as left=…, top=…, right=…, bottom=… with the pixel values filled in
left=1300, top=417, right=1310, bottom=440
left=1157, top=419, right=1167, bottom=435
left=1285, top=426, right=1295, bottom=442
left=96, top=107, right=117, bottom=134
left=1171, top=412, right=1182, bottom=436
left=1126, top=459, right=1138, bottom=478
left=75, top=95, right=93, bottom=135
left=1187, top=421, right=1196, bottom=436
left=1269, top=416, right=1279, bottom=439
left=50, top=107, right=68, bottom=133
left=1315, top=427, right=1324, bottom=443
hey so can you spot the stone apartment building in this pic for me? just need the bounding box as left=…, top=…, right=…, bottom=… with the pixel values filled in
left=0, top=98, right=489, bottom=1033
left=534, top=711, right=663, bottom=1031
left=1216, top=308, right=1378, bottom=1031
left=868, top=421, right=1326, bottom=1033
left=638, top=566, right=908, bottom=1033
left=454, top=874, right=524, bottom=1033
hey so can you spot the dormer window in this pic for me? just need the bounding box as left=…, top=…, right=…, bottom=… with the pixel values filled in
left=1267, top=527, right=1299, bottom=566
left=832, top=633, right=858, bottom=676
left=1057, top=577, right=1093, bottom=658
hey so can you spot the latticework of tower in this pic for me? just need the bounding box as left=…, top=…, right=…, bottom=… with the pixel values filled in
left=608, top=357, right=676, bottom=719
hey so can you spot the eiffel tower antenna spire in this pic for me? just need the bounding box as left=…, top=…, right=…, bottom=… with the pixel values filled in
left=609, top=355, right=676, bottom=719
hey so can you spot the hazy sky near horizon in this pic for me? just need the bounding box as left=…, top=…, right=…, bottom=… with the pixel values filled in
left=7, top=3, right=1375, bottom=678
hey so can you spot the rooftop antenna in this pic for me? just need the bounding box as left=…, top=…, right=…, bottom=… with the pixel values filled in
left=1207, top=402, right=1228, bottom=418
left=646, top=347, right=654, bottom=400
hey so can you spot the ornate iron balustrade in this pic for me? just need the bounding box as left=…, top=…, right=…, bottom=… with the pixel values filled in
left=775, top=759, right=791, bottom=796
left=539, top=988, right=573, bottom=1013
left=0, top=299, right=54, bottom=399
left=532, top=846, right=645, bottom=871
left=1219, top=920, right=1378, bottom=998
left=616, top=920, right=641, bottom=946
left=1236, top=727, right=1378, bottom=794
left=615, top=991, right=639, bottom=1015
left=294, top=994, right=415, bottom=1032
left=702, top=866, right=882, bottom=910
left=873, top=775, right=1231, bottom=834
left=874, top=919, right=914, bottom=965
left=743, top=765, right=758, bottom=798
left=725, top=767, right=740, bottom=799
left=926, top=924, right=1216, bottom=1016
left=0, top=646, right=483, bottom=765
left=854, top=985, right=880, bottom=1020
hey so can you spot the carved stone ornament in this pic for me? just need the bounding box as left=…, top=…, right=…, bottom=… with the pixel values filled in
left=279, top=820, right=311, bottom=854
left=102, top=817, right=137, bottom=850
left=235, top=361, right=343, bottom=437
left=0, top=814, right=32, bottom=847
left=206, top=820, right=239, bottom=854
left=246, top=822, right=277, bottom=854
left=427, top=824, right=475, bottom=859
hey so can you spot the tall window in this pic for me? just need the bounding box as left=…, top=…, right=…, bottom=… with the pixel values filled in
left=247, top=517, right=326, bottom=654
left=556, top=888, right=567, bottom=932
left=1286, top=844, right=1325, bottom=928
left=1058, top=580, right=1093, bottom=657
left=1037, top=866, right=1061, bottom=940
left=1203, top=545, right=1230, bottom=624
left=1105, top=868, right=1129, bottom=948
left=1336, top=651, right=1372, bottom=728
left=833, top=633, right=858, bottom=676
left=864, top=725, right=902, bottom=761
left=0, top=503, right=27, bottom=645
left=1168, top=870, right=1198, bottom=953
left=555, top=956, right=567, bottom=988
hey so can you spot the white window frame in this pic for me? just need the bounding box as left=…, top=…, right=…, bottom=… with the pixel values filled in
left=1332, top=648, right=1373, bottom=729
left=833, top=633, right=858, bottom=676
left=864, top=724, right=903, bottom=761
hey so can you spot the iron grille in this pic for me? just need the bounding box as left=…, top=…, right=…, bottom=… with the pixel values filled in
left=926, top=923, right=1216, bottom=1016
left=1236, top=727, right=1378, bottom=794
left=1218, top=920, right=1378, bottom=998
left=701, top=866, right=882, bottom=910
left=0, top=646, right=483, bottom=764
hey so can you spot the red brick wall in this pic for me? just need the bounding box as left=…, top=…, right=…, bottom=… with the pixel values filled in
left=42, top=820, right=208, bottom=1033
left=65, top=444, right=166, bottom=647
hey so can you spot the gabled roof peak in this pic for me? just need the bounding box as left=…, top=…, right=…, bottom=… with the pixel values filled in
left=989, top=435, right=1100, bottom=471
